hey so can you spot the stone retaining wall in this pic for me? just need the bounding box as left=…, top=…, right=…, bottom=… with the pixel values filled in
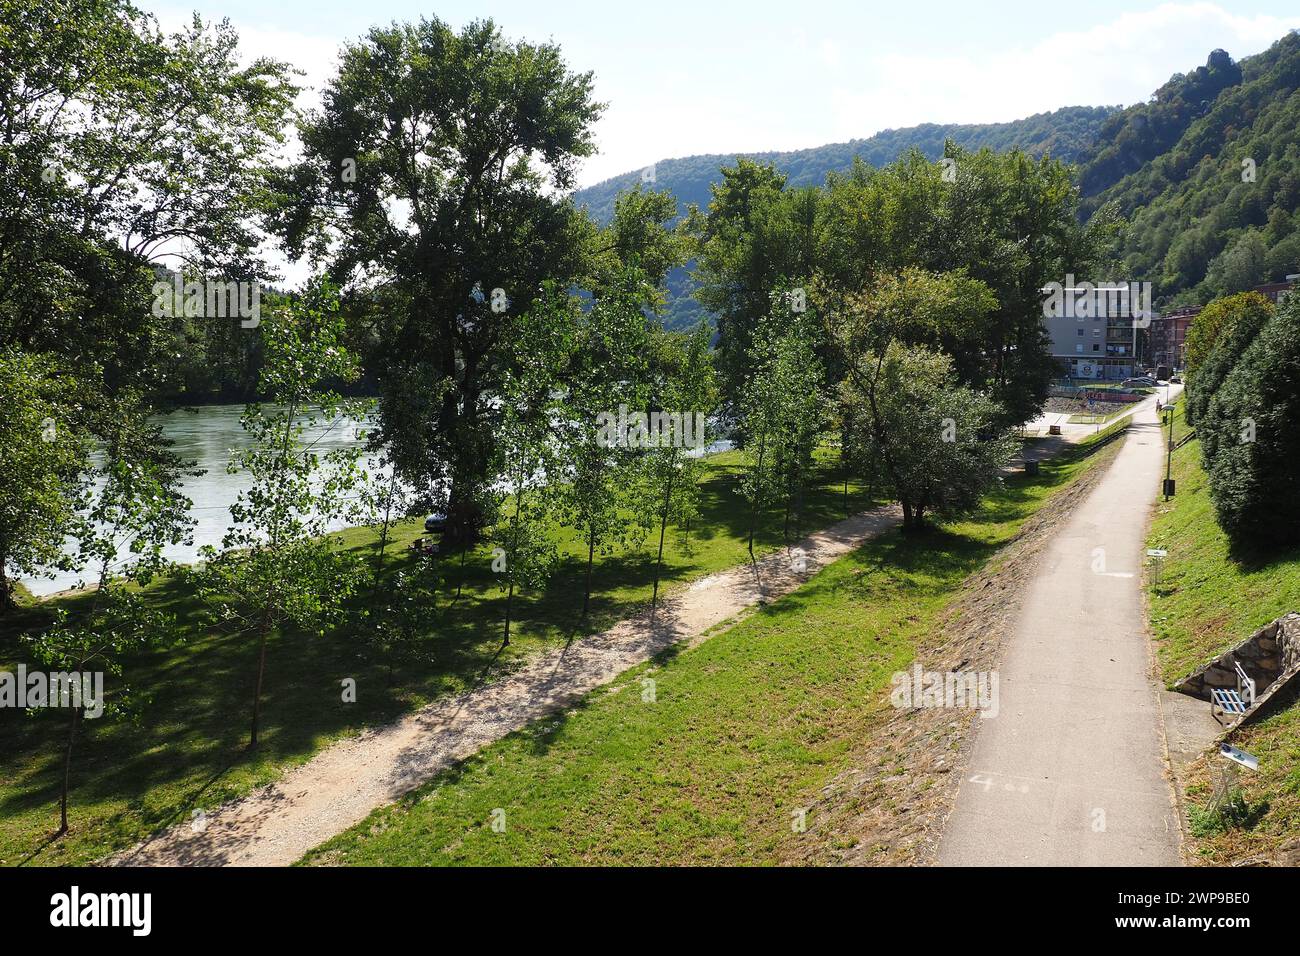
left=1175, top=612, right=1300, bottom=731
left=1175, top=612, right=1300, bottom=700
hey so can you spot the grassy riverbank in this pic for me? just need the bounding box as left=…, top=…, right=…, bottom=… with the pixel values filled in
left=0, top=448, right=874, bottom=866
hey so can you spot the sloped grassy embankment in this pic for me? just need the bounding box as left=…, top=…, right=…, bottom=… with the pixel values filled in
left=1, top=449, right=871, bottom=867
left=1146, top=407, right=1300, bottom=865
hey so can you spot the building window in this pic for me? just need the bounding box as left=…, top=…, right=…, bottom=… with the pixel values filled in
left=1092, top=344, right=1100, bottom=352
left=1076, top=344, right=1084, bottom=353
left=1077, top=328, right=1084, bottom=336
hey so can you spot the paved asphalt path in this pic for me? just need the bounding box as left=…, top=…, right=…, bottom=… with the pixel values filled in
left=937, top=388, right=1183, bottom=866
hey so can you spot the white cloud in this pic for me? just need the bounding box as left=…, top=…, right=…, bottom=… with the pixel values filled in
left=828, top=3, right=1300, bottom=140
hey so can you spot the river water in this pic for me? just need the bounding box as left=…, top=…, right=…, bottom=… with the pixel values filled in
left=20, top=404, right=386, bottom=597
left=18, top=404, right=732, bottom=598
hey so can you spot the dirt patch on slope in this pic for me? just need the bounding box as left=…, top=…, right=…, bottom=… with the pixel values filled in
left=780, top=438, right=1126, bottom=866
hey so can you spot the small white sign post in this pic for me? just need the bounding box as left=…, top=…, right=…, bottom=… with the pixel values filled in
left=1220, top=742, right=1259, bottom=772
left=1211, top=743, right=1259, bottom=812
left=1146, top=548, right=1168, bottom=588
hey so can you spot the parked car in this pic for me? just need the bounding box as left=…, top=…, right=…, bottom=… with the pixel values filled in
left=424, top=511, right=447, bottom=533
left=1170, top=375, right=1183, bottom=384
left=1122, top=377, right=1157, bottom=388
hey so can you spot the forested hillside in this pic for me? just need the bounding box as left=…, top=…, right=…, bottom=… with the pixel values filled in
left=575, top=105, right=1116, bottom=227
left=583, top=31, right=1300, bottom=328
left=1077, top=32, right=1300, bottom=305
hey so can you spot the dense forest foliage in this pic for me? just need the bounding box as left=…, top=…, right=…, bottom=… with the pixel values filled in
left=1076, top=33, right=1300, bottom=305
left=574, top=105, right=1117, bottom=226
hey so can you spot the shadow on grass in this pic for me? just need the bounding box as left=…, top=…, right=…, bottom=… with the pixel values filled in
left=0, top=454, right=878, bottom=862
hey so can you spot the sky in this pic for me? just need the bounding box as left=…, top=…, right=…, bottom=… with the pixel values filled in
left=140, top=0, right=1300, bottom=190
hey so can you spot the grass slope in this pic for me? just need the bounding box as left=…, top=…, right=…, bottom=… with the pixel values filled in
left=0, top=449, right=873, bottom=867
left=1146, top=406, right=1300, bottom=864
left=1146, top=406, right=1300, bottom=685
left=301, top=428, right=1125, bottom=866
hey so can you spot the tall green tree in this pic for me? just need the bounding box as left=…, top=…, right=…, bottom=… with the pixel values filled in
left=688, top=159, right=822, bottom=418
left=1, top=1, right=296, bottom=606
left=277, top=16, right=603, bottom=545
left=840, top=343, right=1016, bottom=531
left=737, top=309, right=824, bottom=560
left=820, top=147, right=1118, bottom=426
left=1200, top=297, right=1300, bottom=547
left=1, top=1, right=296, bottom=376
left=488, top=287, right=573, bottom=646
left=26, top=586, right=173, bottom=835
left=189, top=283, right=367, bottom=748
left=830, top=268, right=1012, bottom=530
left=1185, top=292, right=1275, bottom=428
left=558, top=274, right=650, bottom=618
left=638, top=317, right=719, bottom=611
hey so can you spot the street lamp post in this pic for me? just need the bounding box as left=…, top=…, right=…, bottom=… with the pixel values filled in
left=1163, top=407, right=1176, bottom=500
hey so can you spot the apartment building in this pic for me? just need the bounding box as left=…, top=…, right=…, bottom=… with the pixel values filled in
left=1041, top=282, right=1145, bottom=380
left=1149, top=306, right=1198, bottom=372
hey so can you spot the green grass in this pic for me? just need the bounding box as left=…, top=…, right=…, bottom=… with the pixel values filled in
left=301, top=428, right=1126, bottom=866
left=0, top=447, right=878, bottom=867
left=1146, top=407, right=1300, bottom=864
left=1145, top=406, right=1300, bottom=685
left=1184, top=704, right=1300, bottom=863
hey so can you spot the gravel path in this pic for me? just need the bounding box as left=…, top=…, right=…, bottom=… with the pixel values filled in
left=110, top=506, right=902, bottom=866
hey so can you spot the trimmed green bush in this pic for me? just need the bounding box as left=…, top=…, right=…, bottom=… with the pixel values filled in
left=1185, top=292, right=1274, bottom=427
left=1200, top=297, right=1300, bottom=546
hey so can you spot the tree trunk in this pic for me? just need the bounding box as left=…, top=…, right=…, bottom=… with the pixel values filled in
left=58, top=705, right=81, bottom=835
left=373, top=480, right=395, bottom=588
left=442, top=375, right=489, bottom=548
left=582, top=527, right=595, bottom=618
left=248, top=619, right=271, bottom=748
left=652, top=469, right=674, bottom=614
left=502, top=578, right=515, bottom=647
left=453, top=546, right=467, bottom=605
left=747, top=436, right=767, bottom=564
left=502, top=472, right=526, bottom=648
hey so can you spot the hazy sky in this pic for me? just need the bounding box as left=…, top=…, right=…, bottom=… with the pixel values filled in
left=140, top=0, right=1300, bottom=188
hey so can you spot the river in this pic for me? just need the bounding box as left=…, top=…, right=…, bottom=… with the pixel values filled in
left=19, top=404, right=386, bottom=598
left=18, top=404, right=732, bottom=598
